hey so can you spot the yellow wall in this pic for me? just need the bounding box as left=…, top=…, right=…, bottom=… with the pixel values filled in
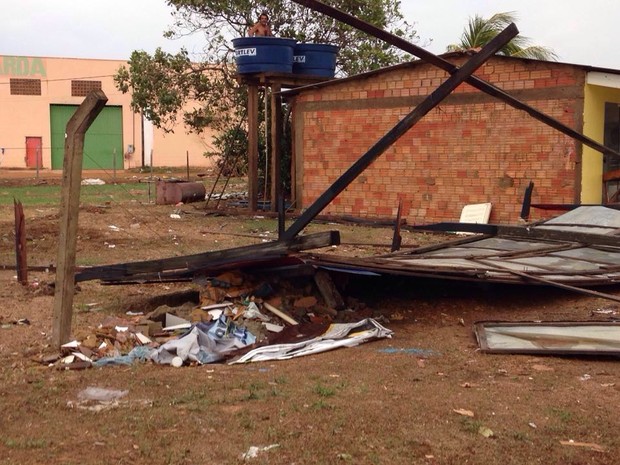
left=582, top=83, right=620, bottom=202
left=0, top=55, right=216, bottom=170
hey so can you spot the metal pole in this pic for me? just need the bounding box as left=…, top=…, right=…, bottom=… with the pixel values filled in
left=186, top=150, right=190, bottom=181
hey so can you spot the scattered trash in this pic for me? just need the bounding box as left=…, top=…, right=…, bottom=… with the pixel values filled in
left=81, top=178, right=105, bottom=185
left=580, top=374, right=592, bottom=381
left=126, top=311, right=144, bottom=316
left=377, top=347, right=438, bottom=356
left=453, top=408, right=474, bottom=417
left=263, top=322, right=284, bottom=333
left=78, top=387, right=128, bottom=402
left=48, top=270, right=394, bottom=370
left=531, top=364, right=554, bottom=372
left=478, top=426, right=494, bottom=438
left=230, top=318, right=392, bottom=364
left=67, top=387, right=151, bottom=413
left=240, top=444, right=279, bottom=461
left=559, top=440, right=605, bottom=453
left=1, top=318, right=30, bottom=327
left=592, top=307, right=617, bottom=316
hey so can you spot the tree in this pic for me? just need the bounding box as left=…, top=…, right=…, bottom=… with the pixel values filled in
left=115, top=0, right=420, bottom=133
left=114, top=0, right=419, bottom=180
left=446, top=12, right=558, bottom=61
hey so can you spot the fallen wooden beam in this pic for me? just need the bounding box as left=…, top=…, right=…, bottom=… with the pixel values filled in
left=14, top=199, right=27, bottom=285
left=75, top=230, right=340, bottom=283
left=409, top=222, right=620, bottom=248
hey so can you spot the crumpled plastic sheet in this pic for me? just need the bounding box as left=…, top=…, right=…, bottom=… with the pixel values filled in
left=94, top=315, right=256, bottom=367
left=230, top=318, right=393, bottom=364
left=93, top=345, right=154, bottom=367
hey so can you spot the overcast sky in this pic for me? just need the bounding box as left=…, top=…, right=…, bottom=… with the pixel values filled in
left=1, top=0, right=618, bottom=69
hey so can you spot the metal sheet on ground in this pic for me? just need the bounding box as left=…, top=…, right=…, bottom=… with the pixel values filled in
left=474, top=321, right=620, bottom=355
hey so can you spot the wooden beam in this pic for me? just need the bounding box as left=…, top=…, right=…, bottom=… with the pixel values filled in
left=75, top=230, right=340, bottom=283
left=281, top=24, right=518, bottom=240
left=52, top=90, right=108, bottom=347
left=14, top=199, right=27, bottom=285
left=248, top=84, right=259, bottom=212
left=391, top=199, right=403, bottom=252
left=270, top=83, right=283, bottom=212
left=291, top=0, right=620, bottom=160
left=410, top=222, right=620, bottom=248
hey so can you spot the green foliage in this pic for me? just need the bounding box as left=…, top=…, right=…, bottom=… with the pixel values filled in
left=314, top=383, right=336, bottom=397
left=1, top=184, right=149, bottom=206
left=164, top=0, right=417, bottom=78
left=446, top=11, right=558, bottom=60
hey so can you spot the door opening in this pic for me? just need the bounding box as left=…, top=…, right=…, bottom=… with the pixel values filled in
left=25, top=137, right=43, bottom=169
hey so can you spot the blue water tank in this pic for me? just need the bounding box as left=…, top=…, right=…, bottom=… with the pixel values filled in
left=233, top=37, right=297, bottom=74
left=293, top=43, right=339, bottom=77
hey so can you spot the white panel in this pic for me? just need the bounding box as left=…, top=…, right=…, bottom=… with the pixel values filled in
left=586, top=71, right=620, bottom=89
left=143, top=116, right=154, bottom=165
left=459, top=202, right=492, bottom=224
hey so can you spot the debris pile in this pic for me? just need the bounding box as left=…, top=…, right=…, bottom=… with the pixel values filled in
left=45, top=269, right=393, bottom=369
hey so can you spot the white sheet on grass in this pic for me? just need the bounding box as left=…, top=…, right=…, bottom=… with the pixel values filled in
left=229, top=318, right=393, bottom=364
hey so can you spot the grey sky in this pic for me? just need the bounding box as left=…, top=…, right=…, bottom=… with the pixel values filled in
left=1, top=0, right=618, bottom=69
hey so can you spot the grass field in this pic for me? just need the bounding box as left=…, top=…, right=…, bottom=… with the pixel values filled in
left=0, top=183, right=151, bottom=206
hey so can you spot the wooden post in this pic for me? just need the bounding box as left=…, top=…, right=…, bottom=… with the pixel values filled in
left=277, top=193, right=285, bottom=239
left=14, top=199, right=27, bottom=285
left=248, top=84, right=259, bottom=211
left=270, top=83, right=283, bottom=212
left=391, top=199, right=403, bottom=252
left=112, top=147, right=117, bottom=183
left=35, top=146, right=40, bottom=180
left=52, top=90, right=108, bottom=347
left=186, top=150, right=190, bottom=181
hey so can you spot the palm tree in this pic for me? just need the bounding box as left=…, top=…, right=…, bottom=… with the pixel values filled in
left=447, top=12, right=558, bottom=61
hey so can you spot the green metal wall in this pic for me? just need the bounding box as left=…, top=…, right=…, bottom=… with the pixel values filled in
left=50, top=105, right=123, bottom=170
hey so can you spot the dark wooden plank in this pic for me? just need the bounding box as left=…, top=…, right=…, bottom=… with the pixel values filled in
left=248, top=84, right=259, bottom=211
left=14, top=199, right=27, bottom=285
left=314, top=270, right=345, bottom=310
left=391, top=199, right=402, bottom=252
left=75, top=230, right=340, bottom=283
left=410, top=222, right=620, bottom=248
left=270, top=83, right=283, bottom=212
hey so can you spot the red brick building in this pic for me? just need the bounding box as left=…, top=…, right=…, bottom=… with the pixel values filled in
left=285, top=53, right=620, bottom=224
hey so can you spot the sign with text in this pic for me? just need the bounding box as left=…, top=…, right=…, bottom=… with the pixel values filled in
left=0, top=56, right=47, bottom=77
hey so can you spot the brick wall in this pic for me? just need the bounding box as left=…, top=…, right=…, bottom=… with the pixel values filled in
left=293, top=55, right=585, bottom=224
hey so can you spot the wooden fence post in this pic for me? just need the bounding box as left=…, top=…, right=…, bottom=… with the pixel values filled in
left=14, top=199, right=27, bottom=285
left=52, top=90, right=108, bottom=347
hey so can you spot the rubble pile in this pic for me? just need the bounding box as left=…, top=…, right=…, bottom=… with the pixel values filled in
left=44, top=270, right=392, bottom=370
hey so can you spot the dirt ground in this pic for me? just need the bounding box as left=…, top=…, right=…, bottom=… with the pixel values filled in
left=1, top=168, right=619, bottom=465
